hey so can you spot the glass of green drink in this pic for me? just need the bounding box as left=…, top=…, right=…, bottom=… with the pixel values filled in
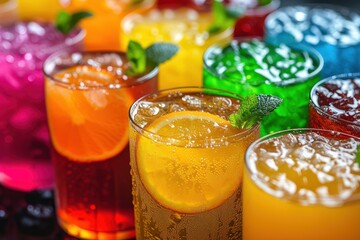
left=203, top=38, right=324, bottom=136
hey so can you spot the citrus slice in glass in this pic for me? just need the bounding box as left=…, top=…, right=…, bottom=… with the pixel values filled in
left=136, top=110, right=245, bottom=213
left=46, top=65, right=134, bottom=162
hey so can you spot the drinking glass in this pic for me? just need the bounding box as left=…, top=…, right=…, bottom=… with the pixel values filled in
left=309, top=72, right=360, bottom=137
left=129, top=87, right=260, bottom=239
left=0, top=22, right=84, bottom=191
left=203, top=38, right=323, bottom=136
left=265, top=5, right=360, bottom=77
left=44, top=51, right=158, bottom=239
left=243, top=128, right=360, bottom=240
left=63, top=0, right=155, bottom=51
left=120, top=7, right=233, bottom=90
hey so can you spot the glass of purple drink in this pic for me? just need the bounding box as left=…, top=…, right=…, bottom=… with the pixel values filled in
left=0, top=21, right=84, bottom=191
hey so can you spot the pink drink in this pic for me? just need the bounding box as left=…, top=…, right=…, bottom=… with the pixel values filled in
left=0, top=22, right=84, bottom=191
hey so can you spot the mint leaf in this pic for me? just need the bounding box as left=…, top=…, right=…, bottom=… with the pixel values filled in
left=229, top=94, right=282, bottom=129
left=146, top=43, right=179, bottom=66
left=56, top=10, right=92, bottom=34
left=208, top=0, right=243, bottom=35
left=356, top=145, right=360, bottom=165
left=126, top=40, right=146, bottom=75
left=258, top=0, right=272, bottom=6
left=126, top=41, right=178, bottom=76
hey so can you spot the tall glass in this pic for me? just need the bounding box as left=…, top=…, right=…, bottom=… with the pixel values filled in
left=44, top=51, right=158, bottom=239
left=0, top=0, right=17, bottom=26
left=243, top=128, right=360, bottom=240
left=203, top=38, right=323, bottom=136
left=265, top=5, right=360, bottom=77
left=63, top=0, right=155, bottom=51
left=120, top=8, right=233, bottom=90
left=129, top=87, right=260, bottom=239
left=0, top=22, right=84, bottom=191
left=309, top=72, right=360, bottom=137
left=17, top=0, right=63, bottom=21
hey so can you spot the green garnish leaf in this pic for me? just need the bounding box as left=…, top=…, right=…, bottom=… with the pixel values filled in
left=258, top=0, right=272, bottom=6
left=356, top=145, right=360, bottom=165
left=145, top=43, right=179, bottom=66
left=208, top=0, right=244, bottom=35
left=126, top=41, right=179, bottom=76
left=131, top=0, right=143, bottom=4
left=55, top=10, right=93, bottom=34
left=126, top=40, right=147, bottom=75
left=229, top=94, right=282, bottom=129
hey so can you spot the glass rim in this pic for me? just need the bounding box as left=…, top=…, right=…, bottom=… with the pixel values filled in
left=43, top=51, right=159, bottom=90
left=202, top=37, right=324, bottom=87
left=309, top=72, right=360, bottom=128
left=265, top=3, right=360, bottom=47
left=245, top=128, right=360, bottom=206
left=244, top=0, right=280, bottom=16
left=129, top=86, right=260, bottom=145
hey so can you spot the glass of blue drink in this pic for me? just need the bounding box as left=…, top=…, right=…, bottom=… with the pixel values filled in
left=265, top=5, right=360, bottom=77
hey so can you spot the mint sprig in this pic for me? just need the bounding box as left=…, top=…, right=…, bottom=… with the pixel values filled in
left=208, top=0, right=244, bottom=35
left=55, top=11, right=93, bottom=34
left=356, top=145, right=360, bottom=165
left=126, top=40, right=179, bottom=76
left=229, top=94, right=282, bottom=129
left=258, top=0, right=272, bottom=6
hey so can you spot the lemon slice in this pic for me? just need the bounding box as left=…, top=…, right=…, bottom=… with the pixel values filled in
left=46, top=65, right=134, bottom=162
left=136, top=111, right=244, bottom=213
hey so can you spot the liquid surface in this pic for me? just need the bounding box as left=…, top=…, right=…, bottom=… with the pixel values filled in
left=205, top=39, right=319, bottom=85
left=248, top=131, right=360, bottom=206
left=312, top=78, right=360, bottom=124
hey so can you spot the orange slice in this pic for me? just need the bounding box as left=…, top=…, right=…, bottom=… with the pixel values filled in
left=136, top=111, right=245, bottom=213
left=46, top=65, right=134, bottom=162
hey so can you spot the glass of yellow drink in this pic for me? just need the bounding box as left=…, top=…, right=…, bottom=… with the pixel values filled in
left=44, top=51, right=158, bottom=239
left=17, top=0, right=62, bottom=21
left=120, top=8, right=233, bottom=90
left=64, top=0, right=155, bottom=51
left=129, top=87, right=260, bottom=239
left=243, top=128, right=360, bottom=240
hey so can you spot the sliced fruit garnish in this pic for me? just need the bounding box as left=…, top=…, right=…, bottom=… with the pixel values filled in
left=136, top=111, right=244, bottom=213
left=46, top=65, right=134, bottom=162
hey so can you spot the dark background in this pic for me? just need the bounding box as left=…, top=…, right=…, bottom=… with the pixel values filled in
left=283, top=0, right=360, bottom=9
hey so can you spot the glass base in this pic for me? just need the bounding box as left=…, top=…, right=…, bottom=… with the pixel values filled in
left=59, top=219, right=136, bottom=240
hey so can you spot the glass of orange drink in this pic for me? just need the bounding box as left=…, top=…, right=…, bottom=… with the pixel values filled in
left=63, top=0, right=155, bottom=51
left=129, top=87, right=260, bottom=239
left=243, top=128, right=360, bottom=240
left=44, top=51, right=158, bottom=239
left=120, top=7, right=233, bottom=90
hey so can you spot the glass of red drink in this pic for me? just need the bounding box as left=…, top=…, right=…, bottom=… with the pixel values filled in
left=309, top=72, right=360, bottom=137
left=233, top=0, right=280, bottom=38
left=43, top=51, right=158, bottom=239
